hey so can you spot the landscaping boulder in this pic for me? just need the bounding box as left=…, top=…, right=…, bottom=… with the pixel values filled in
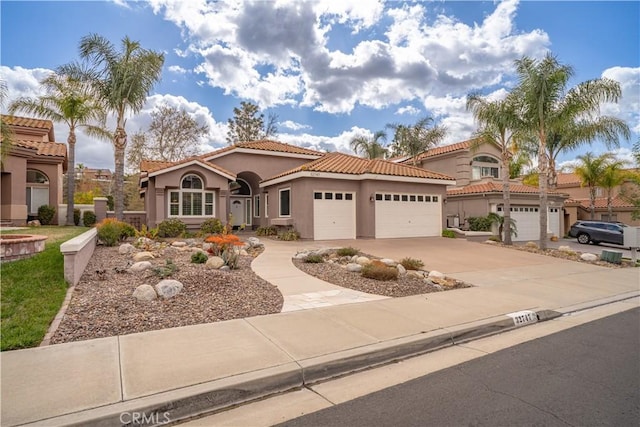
left=397, top=264, right=407, bottom=275
left=202, top=242, right=213, bottom=252
left=206, top=256, right=225, bottom=269
left=428, top=270, right=445, bottom=279
left=119, top=243, right=135, bottom=254
left=525, top=241, right=539, bottom=249
left=558, top=245, right=574, bottom=253
left=580, top=253, right=598, bottom=262
left=133, top=251, right=154, bottom=262
left=346, top=263, right=362, bottom=273
left=356, top=256, right=371, bottom=266
left=351, top=255, right=359, bottom=262
left=484, top=240, right=498, bottom=245
left=171, top=241, right=187, bottom=247
left=135, top=237, right=154, bottom=247
left=27, top=219, right=41, bottom=227
left=185, top=238, right=196, bottom=246
left=240, top=249, right=249, bottom=256
left=380, top=258, right=396, bottom=267
left=133, top=284, right=157, bottom=302
left=130, top=261, right=152, bottom=272
left=406, top=270, right=423, bottom=279
left=155, top=279, right=183, bottom=299
left=247, top=237, right=262, bottom=247
left=220, top=266, right=231, bottom=271
left=317, top=248, right=334, bottom=256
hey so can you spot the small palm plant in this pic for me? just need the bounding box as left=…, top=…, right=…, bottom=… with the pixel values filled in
left=488, top=212, right=517, bottom=242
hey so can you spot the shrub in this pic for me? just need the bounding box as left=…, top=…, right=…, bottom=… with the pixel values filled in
left=256, top=226, right=278, bottom=236
left=400, top=257, right=424, bottom=270
left=304, top=254, right=324, bottom=263
left=37, top=205, right=56, bottom=225
left=468, top=216, right=492, bottom=231
left=278, top=228, right=300, bottom=241
left=205, top=233, right=244, bottom=269
left=135, top=224, right=159, bottom=240
left=191, top=251, right=208, bottom=264
left=361, top=263, right=398, bottom=281
left=158, top=218, right=187, bottom=238
left=488, top=236, right=501, bottom=242
left=96, top=218, right=135, bottom=246
left=152, top=259, right=178, bottom=278
left=82, top=210, right=97, bottom=227
left=336, top=247, right=359, bottom=257
left=73, top=208, right=81, bottom=226
left=200, top=218, right=224, bottom=235
left=441, top=229, right=455, bottom=238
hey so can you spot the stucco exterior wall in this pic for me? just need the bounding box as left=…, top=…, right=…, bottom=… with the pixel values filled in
left=420, top=144, right=503, bottom=187
left=211, top=152, right=315, bottom=182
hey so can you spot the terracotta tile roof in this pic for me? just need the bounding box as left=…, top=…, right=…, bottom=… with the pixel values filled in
left=264, top=152, right=454, bottom=182
left=140, top=156, right=236, bottom=179
left=12, top=140, right=66, bottom=158
left=402, top=139, right=477, bottom=164
left=2, top=115, right=54, bottom=130
left=565, top=196, right=635, bottom=209
left=140, top=159, right=175, bottom=173
left=201, top=139, right=324, bottom=159
left=556, top=172, right=582, bottom=186
left=447, top=181, right=562, bottom=196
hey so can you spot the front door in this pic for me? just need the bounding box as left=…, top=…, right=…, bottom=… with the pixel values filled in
left=230, top=198, right=244, bottom=226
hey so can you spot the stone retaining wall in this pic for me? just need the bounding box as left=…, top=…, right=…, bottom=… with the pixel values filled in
left=60, top=228, right=98, bottom=286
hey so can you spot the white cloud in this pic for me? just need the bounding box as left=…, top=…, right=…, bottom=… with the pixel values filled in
left=395, top=106, right=420, bottom=116
left=278, top=126, right=373, bottom=154
left=279, top=120, right=311, bottom=131
left=168, top=65, right=188, bottom=74
left=601, top=66, right=640, bottom=134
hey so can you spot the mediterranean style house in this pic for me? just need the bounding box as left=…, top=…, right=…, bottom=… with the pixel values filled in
left=400, top=139, right=569, bottom=241
left=1, top=115, right=67, bottom=225
left=140, top=140, right=455, bottom=240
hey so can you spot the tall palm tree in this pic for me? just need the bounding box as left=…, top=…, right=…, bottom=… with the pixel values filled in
left=513, top=53, right=627, bottom=249
left=9, top=73, right=109, bottom=226
left=598, top=159, right=628, bottom=221
left=0, top=80, right=14, bottom=169
left=466, top=92, right=524, bottom=245
left=574, top=152, right=613, bottom=220
left=349, top=131, right=387, bottom=159
left=387, top=117, right=447, bottom=165
left=61, top=34, right=164, bottom=219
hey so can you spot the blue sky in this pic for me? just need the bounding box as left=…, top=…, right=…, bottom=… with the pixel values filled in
left=1, top=0, right=638, bottom=171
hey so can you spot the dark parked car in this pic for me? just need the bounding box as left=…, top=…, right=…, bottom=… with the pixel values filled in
left=568, top=220, right=627, bottom=245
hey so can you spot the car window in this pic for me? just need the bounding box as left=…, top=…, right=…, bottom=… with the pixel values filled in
left=605, top=224, right=621, bottom=231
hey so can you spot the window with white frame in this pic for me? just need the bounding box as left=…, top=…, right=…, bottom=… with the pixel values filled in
left=265, top=193, right=269, bottom=218
left=279, top=188, right=291, bottom=217
left=254, top=195, right=260, bottom=217
left=26, top=169, right=50, bottom=214
left=169, top=174, right=215, bottom=217
left=471, top=155, right=500, bottom=180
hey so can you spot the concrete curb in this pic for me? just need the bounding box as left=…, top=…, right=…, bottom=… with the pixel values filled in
left=40, top=285, right=75, bottom=347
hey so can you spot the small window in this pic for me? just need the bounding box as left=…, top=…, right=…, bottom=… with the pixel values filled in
left=375, top=194, right=383, bottom=201
left=279, top=188, right=291, bottom=217
left=534, top=208, right=538, bottom=212
left=384, top=194, right=391, bottom=201
left=524, top=207, right=529, bottom=212
left=335, top=193, right=343, bottom=200
left=393, top=195, right=400, bottom=201
left=345, top=193, right=353, bottom=200
left=433, top=196, right=438, bottom=202
left=314, top=192, right=322, bottom=200
left=205, top=193, right=214, bottom=216
left=182, top=174, right=203, bottom=189
left=325, top=192, right=333, bottom=200
left=425, top=196, right=431, bottom=202
left=410, top=195, right=416, bottom=202
left=401, top=195, right=408, bottom=202
left=265, top=193, right=269, bottom=218
left=253, top=195, right=260, bottom=217
left=497, top=206, right=503, bottom=212
left=417, top=195, right=424, bottom=202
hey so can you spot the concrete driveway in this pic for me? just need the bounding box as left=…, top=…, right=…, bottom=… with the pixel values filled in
left=522, top=238, right=635, bottom=259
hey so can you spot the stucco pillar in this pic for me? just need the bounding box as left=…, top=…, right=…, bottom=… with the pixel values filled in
left=94, top=197, right=108, bottom=223
left=219, top=189, right=228, bottom=223
left=155, top=188, right=165, bottom=226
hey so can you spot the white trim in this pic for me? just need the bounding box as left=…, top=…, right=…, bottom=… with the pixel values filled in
left=278, top=188, right=291, bottom=217
left=148, top=159, right=235, bottom=181
left=168, top=189, right=216, bottom=217
left=203, top=147, right=321, bottom=162
left=253, top=195, right=260, bottom=217
left=260, top=171, right=455, bottom=187
left=265, top=193, right=269, bottom=218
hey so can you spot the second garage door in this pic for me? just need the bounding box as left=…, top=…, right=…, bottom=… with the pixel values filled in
left=498, top=206, right=561, bottom=241
left=375, top=193, right=442, bottom=238
left=313, top=191, right=356, bottom=240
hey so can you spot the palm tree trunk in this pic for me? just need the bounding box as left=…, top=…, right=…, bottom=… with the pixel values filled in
left=538, top=139, right=548, bottom=250
left=607, top=189, right=613, bottom=220
left=114, top=123, right=127, bottom=221
left=589, top=187, right=596, bottom=220
left=548, top=156, right=558, bottom=191
left=502, top=157, right=512, bottom=245
left=66, top=130, right=76, bottom=226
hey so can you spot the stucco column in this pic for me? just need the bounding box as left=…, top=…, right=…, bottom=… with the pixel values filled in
left=219, top=189, right=228, bottom=222
left=93, top=197, right=108, bottom=223
left=155, top=188, right=165, bottom=226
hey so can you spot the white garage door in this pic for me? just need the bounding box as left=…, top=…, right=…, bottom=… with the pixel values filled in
left=499, top=206, right=560, bottom=241
left=375, top=193, right=441, bottom=238
left=313, top=191, right=356, bottom=240
left=548, top=207, right=560, bottom=237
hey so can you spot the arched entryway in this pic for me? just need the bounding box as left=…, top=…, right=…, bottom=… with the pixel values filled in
left=229, top=178, right=252, bottom=227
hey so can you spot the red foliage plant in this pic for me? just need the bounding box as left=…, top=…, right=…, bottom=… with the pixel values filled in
left=205, top=234, right=244, bottom=256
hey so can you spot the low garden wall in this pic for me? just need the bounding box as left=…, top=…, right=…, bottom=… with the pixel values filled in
left=59, top=228, right=98, bottom=286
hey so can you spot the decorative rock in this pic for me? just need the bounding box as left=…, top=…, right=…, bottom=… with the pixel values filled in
left=206, top=256, right=225, bottom=269
left=484, top=240, right=498, bottom=245
left=580, top=253, right=598, bottom=262
left=558, top=245, right=573, bottom=253
left=397, top=264, right=407, bottom=275
left=380, top=258, right=396, bottom=266
left=119, top=243, right=135, bottom=254
left=317, top=248, right=334, bottom=256
left=133, top=251, right=154, bottom=262
left=191, top=247, right=206, bottom=253
left=346, top=263, right=362, bottom=272
left=202, top=242, right=213, bottom=252
left=129, top=261, right=152, bottom=272
left=220, top=266, right=231, bottom=271
left=293, top=252, right=310, bottom=260
left=185, top=238, right=196, bottom=246
left=171, top=241, right=187, bottom=247
left=133, top=284, right=157, bottom=301
left=428, top=270, right=446, bottom=279
left=406, top=270, right=423, bottom=279
left=351, top=255, right=359, bottom=262
left=135, top=237, right=153, bottom=246
left=432, top=284, right=444, bottom=291
left=27, top=219, right=41, bottom=227
left=155, top=279, right=183, bottom=299
left=240, top=249, right=249, bottom=256
left=525, top=241, right=539, bottom=249
left=247, top=237, right=262, bottom=247
left=356, top=256, right=371, bottom=266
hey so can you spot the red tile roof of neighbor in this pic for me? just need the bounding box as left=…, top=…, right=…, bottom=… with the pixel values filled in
left=556, top=172, right=582, bottom=186
left=140, top=156, right=236, bottom=178
left=402, top=139, right=477, bottom=164
left=201, top=140, right=324, bottom=158
left=565, top=196, right=635, bottom=209
left=447, top=181, right=563, bottom=196
left=12, top=139, right=67, bottom=158
left=2, top=115, right=54, bottom=130
left=264, top=152, right=454, bottom=182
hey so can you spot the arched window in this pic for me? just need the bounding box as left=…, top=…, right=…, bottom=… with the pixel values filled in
left=26, top=169, right=50, bottom=215
left=169, top=174, right=215, bottom=217
left=472, top=155, right=500, bottom=180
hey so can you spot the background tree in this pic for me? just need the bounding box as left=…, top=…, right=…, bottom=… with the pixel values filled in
left=467, top=92, right=524, bottom=245
left=9, top=72, right=109, bottom=226
left=349, top=131, right=387, bottom=159
left=513, top=53, right=626, bottom=249
left=573, top=152, right=613, bottom=220
left=0, top=80, right=14, bottom=169
left=126, top=104, right=209, bottom=171
left=62, top=33, right=164, bottom=220
left=386, top=116, right=446, bottom=165
left=226, top=101, right=278, bottom=144
left=598, top=159, right=628, bottom=220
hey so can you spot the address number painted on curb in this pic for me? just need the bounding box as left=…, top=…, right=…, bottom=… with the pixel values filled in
left=507, top=310, right=538, bottom=326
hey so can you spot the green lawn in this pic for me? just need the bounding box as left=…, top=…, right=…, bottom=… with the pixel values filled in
left=1, top=226, right=89, bottom=351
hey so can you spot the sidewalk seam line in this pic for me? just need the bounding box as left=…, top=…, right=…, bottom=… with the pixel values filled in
left=305, top=385, right=336, bottom=406
left=242, top=318, right=305, bottom=377
left=117, top=336, right=124, bottom=401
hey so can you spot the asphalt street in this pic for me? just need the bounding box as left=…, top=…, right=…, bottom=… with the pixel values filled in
left=524, top=237, right=635, bottom=258
left=279, top=308, right=640, bottom=427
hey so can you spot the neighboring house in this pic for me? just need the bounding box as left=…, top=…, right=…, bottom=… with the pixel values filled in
left=557, top=171, right=640, bottom=227
left=140, top=140, right=455, bottom=240
left=1, top=115, right=67, bottom=225
left=401, top=139, right=569, bottom=241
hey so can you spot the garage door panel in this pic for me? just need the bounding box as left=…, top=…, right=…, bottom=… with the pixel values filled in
left=499, top=206, right=559, bottom=242
left=375, top=193, right=441, bottom=238
left=313, top=192, right=356, bottom=240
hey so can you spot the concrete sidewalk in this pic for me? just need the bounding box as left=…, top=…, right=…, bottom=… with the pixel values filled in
left=1, top=240, right=638, bottom=426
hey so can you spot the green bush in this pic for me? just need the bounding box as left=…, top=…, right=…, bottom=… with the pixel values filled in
left=37, top=205, right=56, bottom=225
left=256, top=226, right=278, bottom=236
left=82, top=210, right=97, bottom=227
left=158, top=218, right=187, bottom=238
left=336, top=247, right=359, bottom=257
left=191, top=251, right=208, bottom=264
left=73, top=208, right=81, bottom=226
left=304, top=254, right=324, bottom=263
left=441, top=229, right=455, bottom=238
left=468, top=216, right=492, bottom=231
left=96, top=218, right=135, bottom=246
left=400, top=257, right=424, bottom=270
left=488, top=236, right=501, bottom=242
left=361, top=263, right=398, bottom=281
left=152, top=259, right=178, bottom=278
left=200, top=218, right=224, bottom=235
left=278, top=228, right=300, bottom=241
